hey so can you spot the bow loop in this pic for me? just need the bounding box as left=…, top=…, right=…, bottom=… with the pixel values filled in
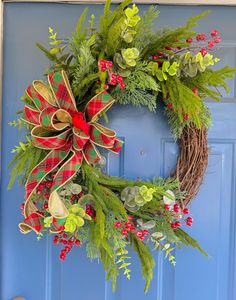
left=48, top=71, right=77, bottom=116
left=85, top=91, right=114, bottom=122
left=24, top=71, right=123, bottom=231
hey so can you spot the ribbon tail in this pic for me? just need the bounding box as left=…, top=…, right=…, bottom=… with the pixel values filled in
left=25, top=143, right=72, bottom=201
left=19, top=212, right=44, bottom=234
left=50, top=150, right=83, bottom=194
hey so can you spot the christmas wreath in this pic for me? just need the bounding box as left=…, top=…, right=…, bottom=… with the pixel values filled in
left=8, top=0, right=236, bottom=292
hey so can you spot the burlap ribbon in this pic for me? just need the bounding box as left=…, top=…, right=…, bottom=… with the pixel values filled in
left=19, top=70, right=123, bottom=234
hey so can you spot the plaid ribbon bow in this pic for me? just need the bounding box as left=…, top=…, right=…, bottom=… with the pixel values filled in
left=19, top=71, right=123, bottom=233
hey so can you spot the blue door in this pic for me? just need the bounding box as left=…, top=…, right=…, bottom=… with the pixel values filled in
left=1, top=2, right=236, bottom=300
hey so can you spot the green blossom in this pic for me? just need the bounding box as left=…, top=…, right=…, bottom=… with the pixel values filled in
left=121, top=48, right=139, bottom=67
left=64, top=214, right=85, bottom=233
left=64, top=204, right=91, bottom=233
left=124, top=4, right=141, bottom=27
left=139, top=185, right=155, bottom=202
left=177, top=51, right=220, bottom=77
left=44, top=216, right=53, bottom=228
left=148, top=61, right=179, bottom=81
left=121, top=185, right=156, bottom=212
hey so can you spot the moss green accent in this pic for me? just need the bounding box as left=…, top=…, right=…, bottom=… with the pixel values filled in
left=76, top=163, right=81, bottom=169
left=59, top=151, right=67, bottom=158
left=90, top=148, right=96, bottom=158
left=36, top=171, right=45, bottom=179
left=57, top=218, right=66, bottom=225
left=54, top=73, right=62, bottom=83
left=42, top=116, right=50, bottom=126
left=33, top=98, right=40, bottom=108
left=102, top=93, right=111, bottom=101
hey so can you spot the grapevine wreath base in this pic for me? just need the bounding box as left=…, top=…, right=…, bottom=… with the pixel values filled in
left=8, top=0, right=235, bottom=292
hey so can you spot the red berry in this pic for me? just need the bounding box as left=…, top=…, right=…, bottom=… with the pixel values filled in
left=64, top=246, right=71, bottom=253
left=106, top=61, right=113, bottom=69
left=128, top=215, right=133, bottom=221
left=186, top=38, right=193, bottom=43
left=79, top=192, right=84, bottom=197
left=53, top=236, right=59, bottom=244
left=164, top=204, right=170, bottom=211
left=165, top=46, right=172, bottom=51
left=43, top=203, right=48, bottom=209
left=20, top=203, right=25, bottom=210
left=167, top=103, right=173, bottom=109
left=192, top=87, right=199, bottom=95
left=70, top=195, right=77, bottom=201
left=105, top=84, right=109, bottom=90
left=214, top=36, right=221, bottom=44
left=109, top=79, right=117, bottom=85
left=208, top=41, right=215, bottom=49
left=175, top=221, right=181, bottom=228
left=211, top=29, right=219, bottom=37
left=200, top=48, right=208, bottom=57
left=136, top=230, right=143, bottom=238
left=68, top=240, right=74, bottom=246
left=111, top=73, right=117, bottom=79
left=186, top=217, right=193, bottom=226
left=63, top=233, right=68, bottom=239
left=46, top=181, right=53, bottom=188
left=125, top=222, right=132, bottom=229
left=173, top=203, right=180, bottom=213
left=44, top=193, right=50, bottom=200
left=36, top=190, right=42, bottom=195
left=59, top=253, right=66, bottom=261
left=183, top=208, right=189, bottom=215
left=121, top=229, right=128, bottom=236
left=152, top=54, right=159, bottom=60
left=75, top=239, right=81, bottom=246
left=119, top=82, right=126, bottom=89
left=114, top=221, right=121, bottom=228
left=143, top=230, right=149, bottom=236
left=171, top=223, right=177, bottom=230
left=117, top=75, right=123, bottom=83
left=139, top=236, right=145, bottom=241
left=196, top=33, right=207, bottom=41
left=183, top=114, right=189, bottom=121
left=99, top=60, right=106, bottom=67
left=63, top=240, right=68, bottom=245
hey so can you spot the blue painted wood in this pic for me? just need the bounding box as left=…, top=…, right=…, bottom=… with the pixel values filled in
left=1, top=3, right=236, bottom=300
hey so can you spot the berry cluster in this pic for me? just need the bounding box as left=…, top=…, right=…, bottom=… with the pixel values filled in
left=53, top=233, right=81, bottom=261
left=85, top=204, right=96, bottom=219
left=109, top=73, right=126, bottom=89
left=151, top=52, right=163, bottom=65
left=187, top=29, right=221, bottom=57
left=164, top=203, right=193, bottom=229
left=114, top=216, right=149, bottom=241
left=98, top=59, right=113, bottom=72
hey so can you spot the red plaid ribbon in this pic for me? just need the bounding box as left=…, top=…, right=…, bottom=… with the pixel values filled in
left=21, top=70, right=123, bottom=232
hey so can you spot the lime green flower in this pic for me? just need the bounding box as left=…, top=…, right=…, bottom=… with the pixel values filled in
left=139, top=185, right=155, bottom=202
left=64, top=204, right=91, bottom=233
left=64, top=214, right=85, bottom=233
left=44, top=216, right=53, bottom=228
left=121, top=48, right=139, bottom=67
left=124, top=4, right=141, bottom=27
